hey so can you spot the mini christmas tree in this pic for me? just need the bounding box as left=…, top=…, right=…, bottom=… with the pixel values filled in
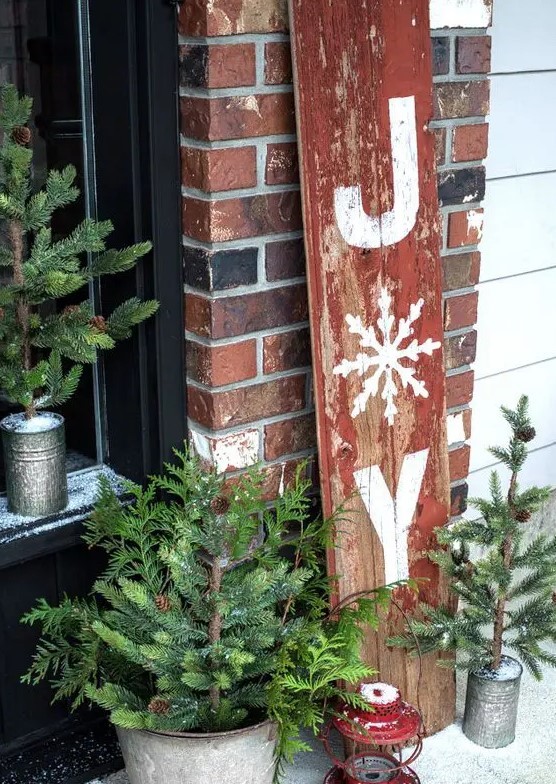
left=0, top=83, right=158, bottom=419
left=391, top=396, right=556, bottom=678
left=22, top=453, right=394, bottom=778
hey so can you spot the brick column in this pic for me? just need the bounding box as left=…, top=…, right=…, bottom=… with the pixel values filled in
left=431, top=25, right=491, bottom=522
left=179, top=2, right=491, bottom=518
left=179, top=1, right=314, bottom=492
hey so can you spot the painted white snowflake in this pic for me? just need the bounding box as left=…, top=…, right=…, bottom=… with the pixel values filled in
left=333, top=288, right=441, bottom=425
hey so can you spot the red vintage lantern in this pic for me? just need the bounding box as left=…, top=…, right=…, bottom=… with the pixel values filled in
left=321, top=682, right=423, bottom=784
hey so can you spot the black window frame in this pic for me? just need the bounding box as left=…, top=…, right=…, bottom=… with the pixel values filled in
left=88, top=0, right=187, bottom=481
left=0, top=0, right=186, bottom=559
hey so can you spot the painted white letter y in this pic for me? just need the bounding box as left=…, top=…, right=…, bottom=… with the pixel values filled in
left=353, top=449, right=429, bottom=584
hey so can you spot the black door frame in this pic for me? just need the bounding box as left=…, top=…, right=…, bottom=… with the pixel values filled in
left=89, top=0, right=186, bottom=480
left=0, top=1, right=185, bottom=772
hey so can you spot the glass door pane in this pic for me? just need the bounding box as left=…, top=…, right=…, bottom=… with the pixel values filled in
left=0, top=0, right=105, bottom=486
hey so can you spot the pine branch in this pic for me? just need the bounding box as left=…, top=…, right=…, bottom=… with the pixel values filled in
left=0, top=83, right=32, bottom=131
left=106, top=297, right=159, bottom=340
left=90, top=242, right=152, bottom=276
left=37, top=351, right=83, bottom=409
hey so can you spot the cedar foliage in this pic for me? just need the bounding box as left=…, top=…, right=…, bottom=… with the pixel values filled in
left=0, top=84, right=158, bottom=418
left=390, top=396, right=556, bottom=678
left=22, top=452, right=395, bottom=778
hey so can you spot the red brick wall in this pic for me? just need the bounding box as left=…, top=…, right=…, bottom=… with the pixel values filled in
left=179, top=1, right=491, bottom=515
left=432, top=27, right=491, bottom=519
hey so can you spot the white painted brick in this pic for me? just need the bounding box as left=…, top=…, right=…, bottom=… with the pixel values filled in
left=447, top=412, right=467, bottom=446
left=190, top=428, right=260, bottom=473
left=430, top=0, right=492, bottom=30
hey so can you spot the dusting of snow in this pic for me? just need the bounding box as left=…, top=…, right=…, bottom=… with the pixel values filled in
left=333, top=288, right=441, bottom=425
left=475, top=656, right=523, bottom=682
left=360, top=682, right=400, bottom=706
left=190, top=427, right=259, bottom=473
left=1, top=411, right=63, bottom=433
left=0, top=465, right=125, bottom=540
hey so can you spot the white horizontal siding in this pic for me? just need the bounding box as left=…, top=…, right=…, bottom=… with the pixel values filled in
left=470, top=359, right=556, bottom=472
left=469, top=0, right=556, bottom=500
left=491, top=0, right=556, bottom=73
left=473, top=268, right=556, bottom=378
left=480, top=173, right=556, bottom=280
left=468, top=443, right=556, bottom=504
left=487, top=72, right=556, bottom=179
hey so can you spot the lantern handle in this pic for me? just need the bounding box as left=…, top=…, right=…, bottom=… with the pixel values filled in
left=320, top=720, right=424, bottom=775
left=392, top=736, right=424, bottom=769
left=319, top=720, right=347, bottom=771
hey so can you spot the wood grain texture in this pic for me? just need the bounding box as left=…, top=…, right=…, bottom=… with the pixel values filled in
left=289, top=0, right=455, bottom=732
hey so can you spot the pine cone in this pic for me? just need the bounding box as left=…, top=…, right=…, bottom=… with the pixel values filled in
left=210, top=495, right=231, bottom=515
left=90, top=315, right=107, bottom=332
left=514, top=509, right=532, bottom=523
left=516, top=425, right=536, bottom=443
left=12, top=125, right=31, bottom=145
left=148, top=697, right=171, bottom=715
left=155, top=594, right=172, bottom=612
left=63, top=304, right=80, bottom=316
left=463, top=562, right=475, bottom=579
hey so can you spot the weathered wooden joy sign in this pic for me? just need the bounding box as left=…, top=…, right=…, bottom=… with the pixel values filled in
left=289, top=0, right=454, bottom=730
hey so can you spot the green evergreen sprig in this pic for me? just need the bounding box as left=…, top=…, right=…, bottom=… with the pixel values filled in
left=22, top=452, right=396, bottom=780
left=0, top=83, right=158, bottom=417
left=390, top=396, right=556, bottom=678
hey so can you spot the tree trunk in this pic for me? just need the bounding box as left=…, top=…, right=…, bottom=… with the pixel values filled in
left=8, top=218, right=33, bottom=416
left=492, top=471, right=518, bottom=669
left=208, top=558, right=223, bottom=712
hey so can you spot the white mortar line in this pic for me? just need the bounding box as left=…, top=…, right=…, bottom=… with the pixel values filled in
left=182, top=229, right=304, bottom=252
left=179, top=33, right=291, bottom=46
left=185, top=322, right=311, bottom=348
left=183, top=277, right=306, bottom=299
left=180, top=133, right=297, bottom=150
left=179, top=84, right=293, bottom=99
left=182, top=183, right=300, bottom=201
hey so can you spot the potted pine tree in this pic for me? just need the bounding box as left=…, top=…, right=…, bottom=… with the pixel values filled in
left=0, top=84, right=158, bottom=516
left=22, top=454, right=394, bottom=784
left=391, top=396, right=556, bottom=748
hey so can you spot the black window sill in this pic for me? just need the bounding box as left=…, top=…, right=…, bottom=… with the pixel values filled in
left=0, top=466, right=126, bottom=569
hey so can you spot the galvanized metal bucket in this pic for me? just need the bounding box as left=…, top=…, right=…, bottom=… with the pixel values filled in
left=117, top=720, right=278, bottom=784
left=463, top=656, right=523, bottom=748
left=0, top=412, right=68, bottom=517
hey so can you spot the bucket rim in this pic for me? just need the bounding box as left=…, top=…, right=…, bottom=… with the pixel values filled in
left=117, top=718, right=278, bottom=741
left=470, top=654, right=523, bottom=682
left=0, top=411, right=65, bottom=435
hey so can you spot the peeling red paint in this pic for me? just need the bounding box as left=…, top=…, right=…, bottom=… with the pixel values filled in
left=290, top=0, right=454, bottom=734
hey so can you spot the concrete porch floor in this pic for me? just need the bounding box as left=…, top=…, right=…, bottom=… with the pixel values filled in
left=90, top=643, right=556, bottom=784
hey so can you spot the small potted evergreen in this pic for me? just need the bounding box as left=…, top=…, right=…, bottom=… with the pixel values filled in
left=22, top=454, right=394, bottom=783
left=391, top=397, right=556, bottom=748
left=0, top=84, right=158, bottom=516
